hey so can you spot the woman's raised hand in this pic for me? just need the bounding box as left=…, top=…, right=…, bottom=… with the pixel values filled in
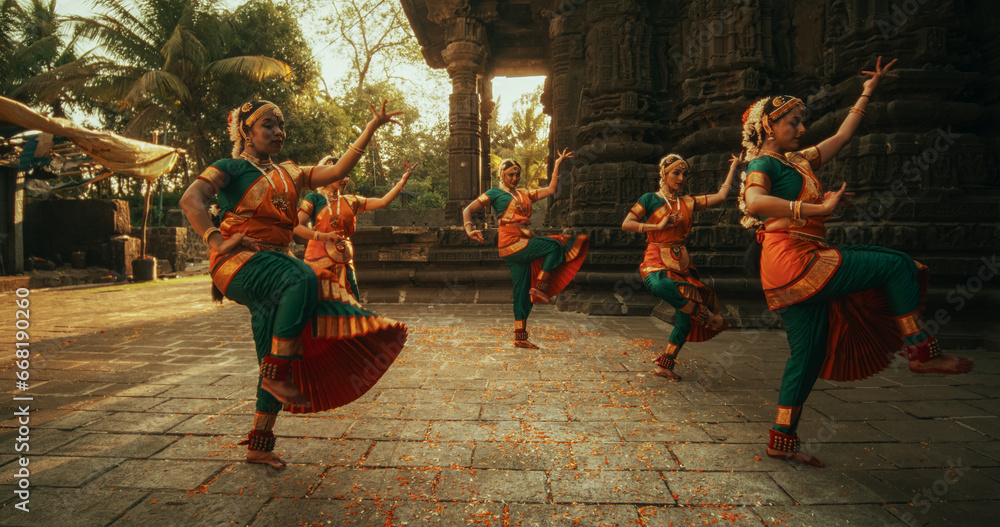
left=861, top=56, right=898, bottom=93
left=819, top=182, right=855, bottom=215
left=401, top=159, right=418, bottom=184
left=370, top=99, right=404, bottom=129
left=728, top=151, right=745, bottom=173
left=555, top=147, right=574, bottom=164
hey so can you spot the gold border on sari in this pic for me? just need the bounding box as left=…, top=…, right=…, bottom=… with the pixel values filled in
left=298, top=200, right=315, bottom=216
left=271, top=335, right=303, bottom=358
left=252, top=411, right=278, bottom=432
left=564, top=235, right=588, bottom=262
left=775, top=405, right=801, bottom=427
left=764, top=248, right=841, bottom=310
left=211, top=250, right=254, bottom=295
left=198, top=166, right=227, bottom=191
left=744, top=171, right=771, bottom=192
left=894, top=311, right=923, bottom=337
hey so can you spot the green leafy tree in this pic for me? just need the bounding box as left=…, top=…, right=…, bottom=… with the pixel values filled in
left=0, top=0, right=90, bottom=114
left=490, top=86, right=550, bottom=188
left=206, top=0, right=350, bottom=166
left=70, top=0, right=292, bottom=170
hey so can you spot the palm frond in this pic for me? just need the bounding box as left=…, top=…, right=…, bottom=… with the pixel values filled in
left=124, top=70, right=191, bottom=106
left=204, top=55, right=291, bottom=82
left=161, top=24, right=206, bottom=71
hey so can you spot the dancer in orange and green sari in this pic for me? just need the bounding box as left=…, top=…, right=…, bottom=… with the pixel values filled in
left=294, top=157, right=416, bottom=300
left=180, top=99, right=407, bottom=469
left=462, top=149, right=589, bottom=348
left=739, top=57, right=974, bottom=467
left=622, top=153, right=739, bottom=381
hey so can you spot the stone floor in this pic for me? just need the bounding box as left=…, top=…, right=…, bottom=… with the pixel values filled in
left=0, top=277, right=998, bottom=526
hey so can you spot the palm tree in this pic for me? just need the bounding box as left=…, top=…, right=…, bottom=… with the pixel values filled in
left=1, top=0, right=91, bottom=115
left=491, top=88, right=551, bottom=189
left=70, top=0, right=292, bottom=170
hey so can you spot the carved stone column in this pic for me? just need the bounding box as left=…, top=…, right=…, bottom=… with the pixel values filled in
left=479, top=75, right=494, bottom=199
left=441, top=17, right=486, bottom=224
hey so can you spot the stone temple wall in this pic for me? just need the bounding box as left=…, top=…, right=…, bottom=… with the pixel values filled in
left=400, top=0, right=1000, bottom=346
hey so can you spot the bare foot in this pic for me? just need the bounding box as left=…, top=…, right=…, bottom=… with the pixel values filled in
left=909, top=354, right=975, bottom=375
left=766, top=447, right=824, bottom=467
left=706, top=312, right=726, bottom=331
left=260, top=377, right=312, bottom=407
left=529, top=288, right=554, bottom=304
left=514, top=339, right=541, bottom=350
left=246, top=449, right=287, bottom=469
left=652, top=366, right=681, bottom=381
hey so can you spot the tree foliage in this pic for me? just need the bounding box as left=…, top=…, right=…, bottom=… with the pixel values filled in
left=0, top=0, right=90, bottom=114
left=490, top=86, right=550, bottom=188
left=70, top=0, right=293, bottom=170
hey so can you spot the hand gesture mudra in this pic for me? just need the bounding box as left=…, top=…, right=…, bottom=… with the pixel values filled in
left=370, top=99, right=404, bottom=129
left=467, top=228, right=485, bottom=243
left=400, top=159, right=418, bottom=185
left=861, top=56, right=898, bottom=93
left=555, top=147, right=574, bottom=164
left=656, top=212, right=680, bottom=231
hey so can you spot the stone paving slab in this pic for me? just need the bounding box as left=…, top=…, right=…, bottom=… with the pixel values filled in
left=0, top=282, right=997, bottom=526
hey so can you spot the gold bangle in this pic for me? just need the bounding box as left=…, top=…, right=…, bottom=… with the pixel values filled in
left=348, top=143, right=364, bottom=155
left=793, top=201, right=803, bottom=220
left=849, top=107, right=865, bottom=117
left=789, top=200, right=795, bottom=215
left=313, top=230, right=319, bottom=241
left=639, top=223, right=644, bottom=234
left=202, top=227, right=221, bottom=244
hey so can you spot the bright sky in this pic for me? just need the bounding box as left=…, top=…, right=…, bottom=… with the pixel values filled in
left=56, top=0, right=544, bottom=127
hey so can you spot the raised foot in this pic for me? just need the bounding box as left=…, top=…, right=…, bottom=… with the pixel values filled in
left=529, top=287, right=554, bottom=304
left=260, top=377, right=312, bottom=407
left=651, top=366, right=682, bottom=382
left=514, top=339, right=541, bottom=350
left=706, top=312, right=728, bottom=331
left=246, top=449, right=287, bottom=469
left=909, top=354, right=975, bottom=375
left=766, top=447, right=824, bottom=467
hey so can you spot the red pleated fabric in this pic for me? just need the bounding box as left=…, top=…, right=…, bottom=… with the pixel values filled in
left=819, top=263, right=930, bottom=381
left=683, top=278, right=727, bottom=343
left=286, top=320, right=406, bottom=414
left=530, top=234, right=590, bottom=302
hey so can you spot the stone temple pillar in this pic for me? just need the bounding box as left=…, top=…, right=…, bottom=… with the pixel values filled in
left=479, top=75, right=494, bottom=199
left=441, top=17, right=486, bottom=224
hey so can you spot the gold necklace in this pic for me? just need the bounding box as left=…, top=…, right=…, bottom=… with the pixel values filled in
left=761, top=150, right=795, bottom=169
left=240, top=152, right=273, bottom=171
left=322, top=189, right=342, bottom=228
left=657, top=189, right=679, bottom=211
left=240, top=152, right=289, bottom=210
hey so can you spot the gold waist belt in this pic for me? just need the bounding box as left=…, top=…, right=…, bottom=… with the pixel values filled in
left=649, top=241, right=686, bottom=248
left=257, top=242, right=290, bottom=252
left=788, top=231, right=826, bottom=244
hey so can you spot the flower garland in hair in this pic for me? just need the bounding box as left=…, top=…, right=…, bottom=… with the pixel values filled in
left=228, top=107, right=243, bottom=158
left=738, top=98, right=771, bottom=229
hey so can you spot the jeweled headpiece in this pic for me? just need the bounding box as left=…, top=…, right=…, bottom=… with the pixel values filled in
left=228, top=100, right=284, bottom=158
left=497, top=159, right=521, bottom=179
left=659, top=154, right=688, bottom=176
left=741, top=95, right=804, bottom=158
